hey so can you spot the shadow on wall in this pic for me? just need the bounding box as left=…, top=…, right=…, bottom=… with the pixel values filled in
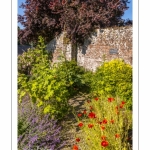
left=46, top=38, right=57, bottom=53
left=80, top=30, right=98, bottom=55
left=18, top=38, right=57, bottom=55
left=18, top=45, right=32, bottom=55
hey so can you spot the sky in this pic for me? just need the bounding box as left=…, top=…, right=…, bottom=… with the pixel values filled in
left=18, top=0, right=132, bottom=29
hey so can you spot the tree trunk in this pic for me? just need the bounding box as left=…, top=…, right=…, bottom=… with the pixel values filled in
left=71, top=43, right=77, bottom=61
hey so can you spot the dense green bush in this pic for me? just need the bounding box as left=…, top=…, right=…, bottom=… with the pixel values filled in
left=18, top=37, right=91, bottom=119
left=18, top=63, right=70, bottom=119
left=18, top=60, right=92, bottom=119
left=18, top=36, right=52, bottom=76
left=91, top=59, right=132, bottom=109
left=55, top=60, right=91, bottom=96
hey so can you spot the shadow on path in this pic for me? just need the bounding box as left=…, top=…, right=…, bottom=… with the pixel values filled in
left=60, top=94, right=89, bottom=150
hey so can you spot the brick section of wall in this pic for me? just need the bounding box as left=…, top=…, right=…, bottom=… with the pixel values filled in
left=46, top=26, right=132, bottom=71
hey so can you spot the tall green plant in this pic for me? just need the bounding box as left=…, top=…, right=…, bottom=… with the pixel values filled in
left=18, top=36, right=52, bottom=76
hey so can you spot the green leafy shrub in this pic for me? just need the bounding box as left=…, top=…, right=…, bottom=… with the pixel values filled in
left=18, top=43, right=90, bottom=119
left=18, top=36, right=69, bottom=119
left=91, top=59, right=132, bottom=109
left=55, top=60, right=91, bottom=96
left=18, top=63, right=70, bottom=119
left=18, top=36, right=52, bottom=76
left=18, top=59, right=93, bottom=119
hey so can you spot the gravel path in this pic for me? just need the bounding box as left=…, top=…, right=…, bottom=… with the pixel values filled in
left=60, top=94, right=88, bottom=150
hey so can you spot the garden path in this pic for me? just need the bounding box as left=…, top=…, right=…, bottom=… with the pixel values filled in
left=60, top=94, right=88, bottom=150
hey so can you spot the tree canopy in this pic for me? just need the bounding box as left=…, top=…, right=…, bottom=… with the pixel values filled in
left=18, top=0, right=131, bottom=45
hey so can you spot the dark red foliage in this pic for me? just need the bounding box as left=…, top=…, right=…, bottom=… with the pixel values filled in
left=18, top=0, right=62, bottom=44
left=48, top=0, right=130, bottom=45
left=18, top=0, right=130, bottom=45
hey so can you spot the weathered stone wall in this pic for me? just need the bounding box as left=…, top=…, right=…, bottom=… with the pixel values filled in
left=46, top=26, right=132, bottom=72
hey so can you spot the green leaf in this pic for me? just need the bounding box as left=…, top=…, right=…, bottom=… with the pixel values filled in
left=44, top=105, right=51, bottom=114
left=37, top=101, right=43, bottom=107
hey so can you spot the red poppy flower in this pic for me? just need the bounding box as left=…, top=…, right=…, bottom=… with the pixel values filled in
left=83, top=110, right=86, bottom=114
left=101, top=140, right=109, bottom=147
left=120, top=104, right=124, bottom=108
left=78, top=122, right=83, bottom=127
left=108, top=97, right=114, bottom=102
left=95, top=97, right=99, bottom=101
left=88, top=124, right=94, bottom=128
left=101, top=135, right=106, bottom=140
left=77, top=113, right=82, bottom=117
left=73, top=145, right=78, bottom=150
left=110, top=119, right=114, bottom=124
left=102, top=119, right=107, bottom=124
left=115, top=134, right=120, bottom=138
left=101, top=126, right=105, bottom=130
left=76, top=138, right=80, bottom=142
left=88, top=112, right=96, bottom=118
left=121, top=101, right=126, bottom=105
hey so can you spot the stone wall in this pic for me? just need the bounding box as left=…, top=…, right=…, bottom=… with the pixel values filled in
left=46, top=26, right=132, bottom=72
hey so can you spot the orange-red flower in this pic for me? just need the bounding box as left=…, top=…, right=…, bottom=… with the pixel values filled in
left=76, top=138, right=80, bottom=142
left=77, top=113, right=82, bottom=117
left=88, top=112, right=96, bottom=118
left=121, top=101, right=126, bottom=105
left=88, top=124, right=94, bottom=128
left=108, top=97, right=114, bottom=102
left=73, top=145, right=78, bottom=150
left=101, top=140, right=109, bottom=147
left=115, top=134, right=120, bottom=138
left=102, top=119, right=107, bottom=124
left=110, top=119, right=114, bottom=124
left=78, top=122, right=83, bottom=127
left=101, top=135, right=106, bottom=140
left=120, top=104, right=124, bottom=108
left=101, top=126, right=105, bottom=130
left=95, top=97, right=99, bottom=101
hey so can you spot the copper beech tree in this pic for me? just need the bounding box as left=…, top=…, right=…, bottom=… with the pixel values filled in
left=18, top=0, right=131, bottom=59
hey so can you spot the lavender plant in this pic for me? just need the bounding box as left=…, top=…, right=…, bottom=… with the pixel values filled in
left=18, top=99, right=66, bottom=150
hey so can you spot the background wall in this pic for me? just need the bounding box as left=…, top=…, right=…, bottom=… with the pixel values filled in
left=47, top=25, right=132, bottom=72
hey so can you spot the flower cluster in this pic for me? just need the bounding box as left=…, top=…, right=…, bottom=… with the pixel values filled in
left=73, top=96, right=131, bottom=149
left=18, top=100, right=65, bottom=150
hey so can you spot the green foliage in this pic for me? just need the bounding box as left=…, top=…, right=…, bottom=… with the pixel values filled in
left=18, top=117, right=29, bottom=136
left=18, top=63, right=70, bottom=119
left=18, top=41, right=90, bottom=119
left=55, top=60, right=91, bottom=96
left=91, top=59, right=132, bottom=109
left=18, top=36, right=52, bottom=76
